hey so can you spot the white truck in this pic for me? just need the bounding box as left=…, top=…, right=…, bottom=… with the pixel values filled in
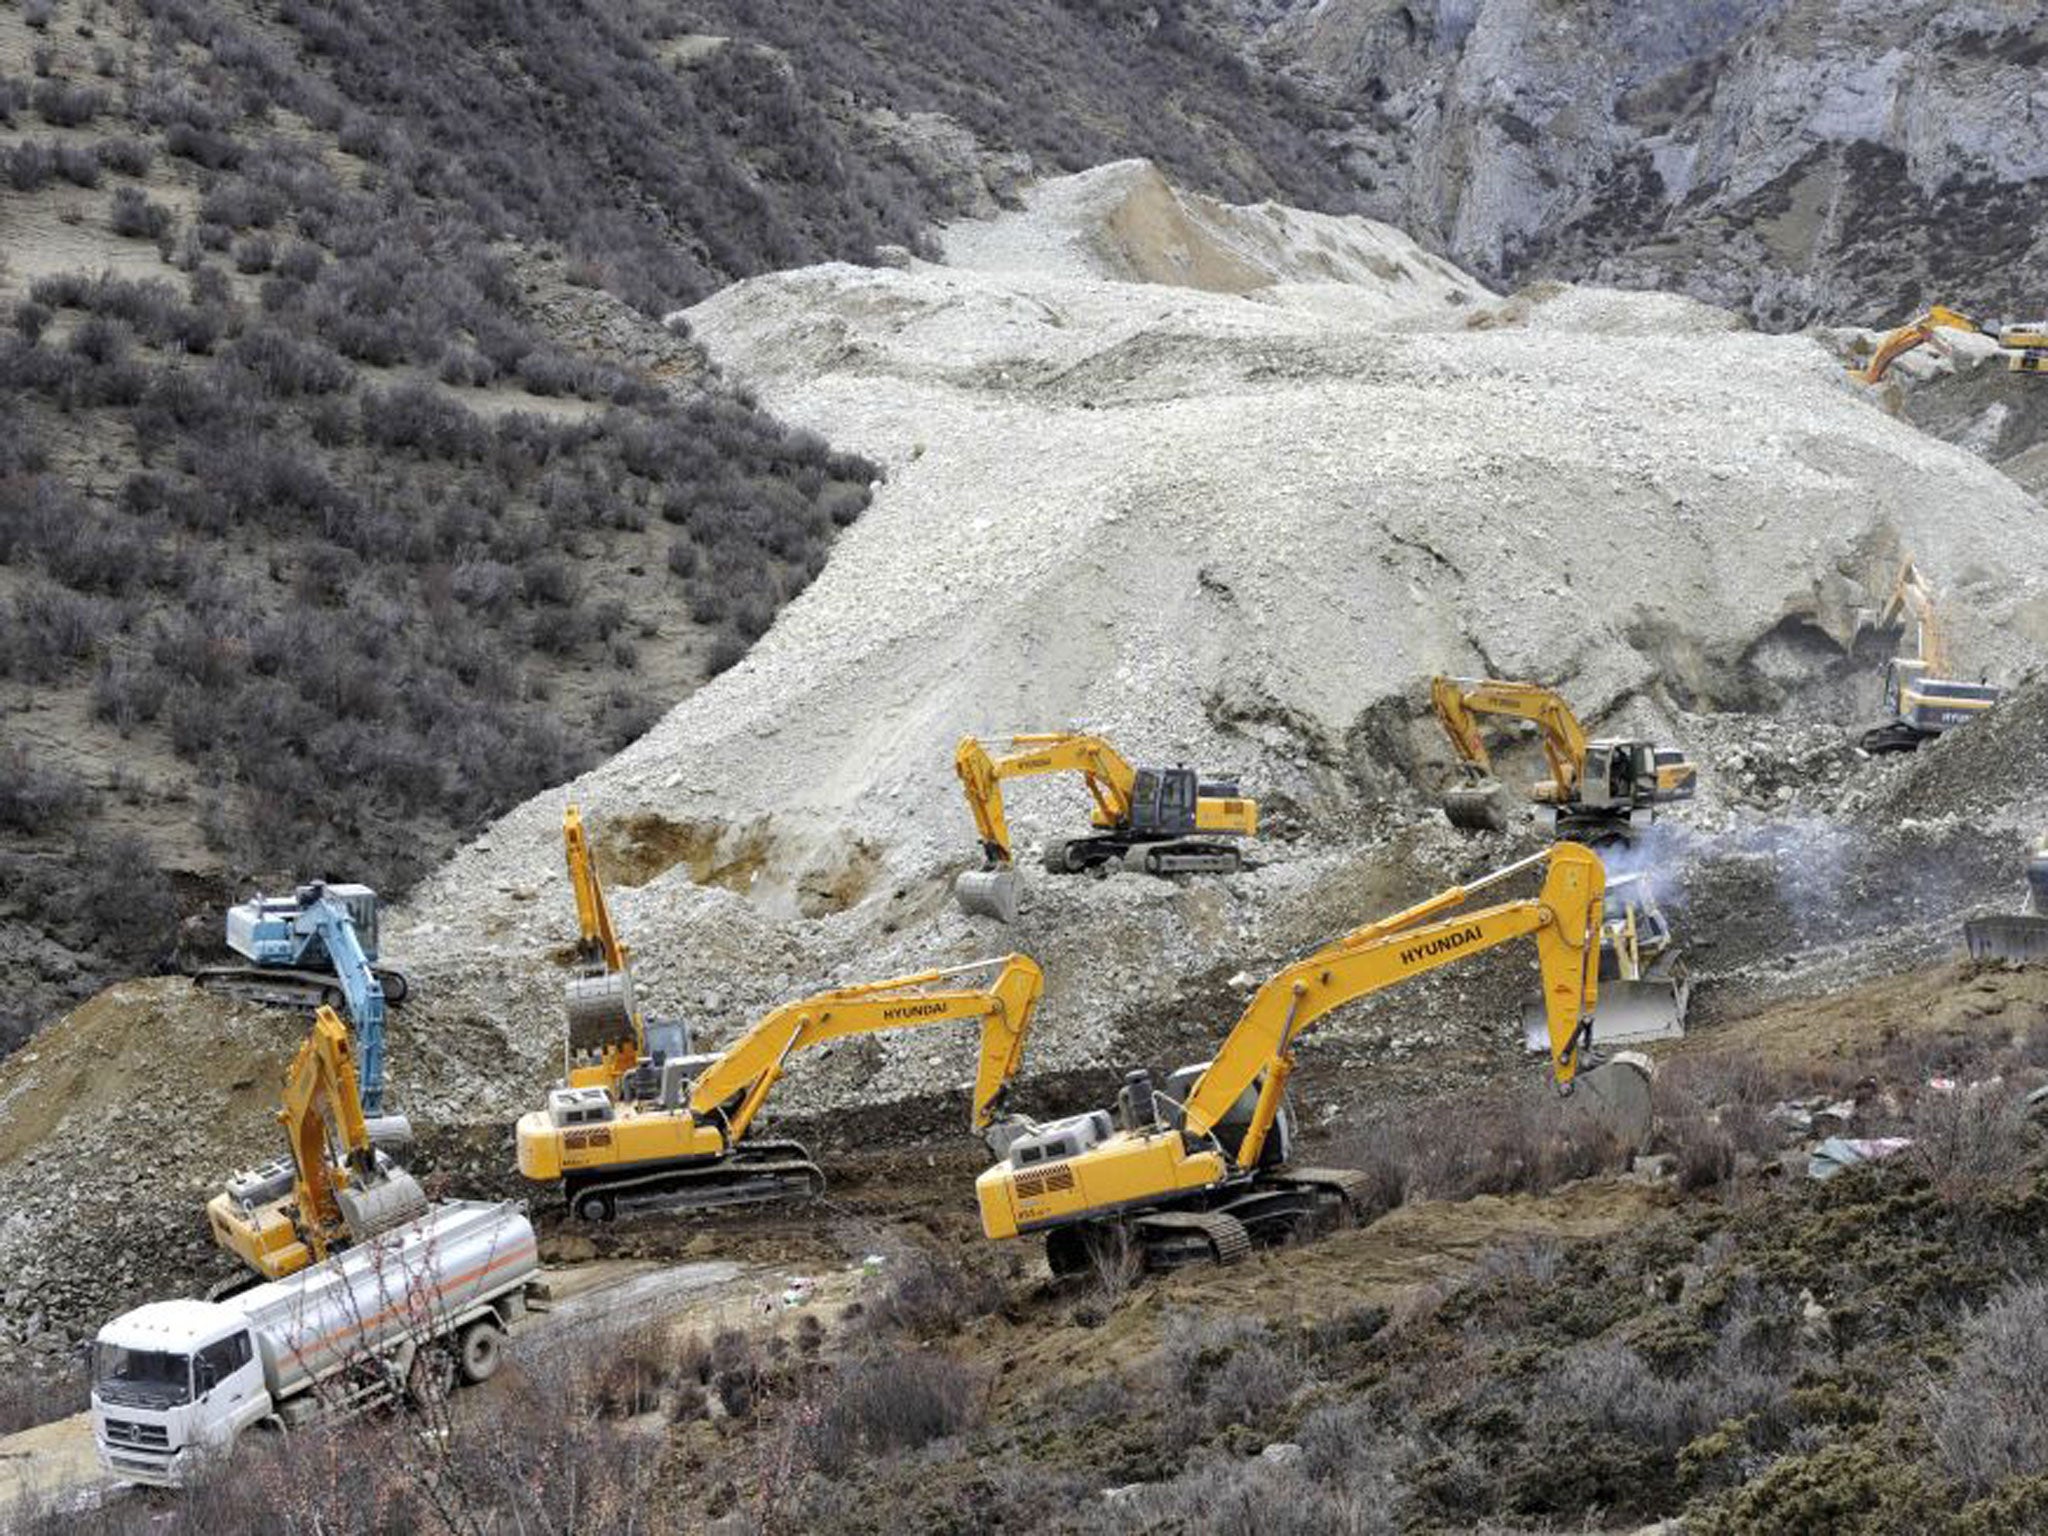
left=91, top=1200, right=544, bottom=1487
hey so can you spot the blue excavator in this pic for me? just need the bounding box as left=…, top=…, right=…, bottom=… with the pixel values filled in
left=194, top=883, right=410, bottom=1113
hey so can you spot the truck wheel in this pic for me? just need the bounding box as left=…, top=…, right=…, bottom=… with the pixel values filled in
left=406, top=1344, right=456, bottom=1408
left=457, top=1320, right=506, bottom=1385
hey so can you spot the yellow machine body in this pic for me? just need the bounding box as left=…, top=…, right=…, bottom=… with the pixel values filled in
left=977, top=844, right=1606, bottom=1243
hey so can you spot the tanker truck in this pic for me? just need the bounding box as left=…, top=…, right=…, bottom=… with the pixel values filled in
left=91, top=1200, right=543, bottom=1487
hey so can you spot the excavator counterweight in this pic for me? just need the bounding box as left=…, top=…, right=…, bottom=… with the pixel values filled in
left=953, top=733, right=1256, bottom=921
left=977, top=844, right=1653, bottom=1275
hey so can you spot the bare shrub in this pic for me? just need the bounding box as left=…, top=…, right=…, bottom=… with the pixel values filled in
left=1104, top=1446, right=1402, bottom=1536
left=0, top=1360, right=87, bottom=1437
left=866, top=1251, right=1005, bottom=1338
left=4, top=587, right=103, bottom=680
left=53, top=141, right=101, bottom=187
left=96, top=137, right=153, bottom=177
left=3, top=141, right=56, bottom=192
left=804, top=1351, right=979, bottom=1475
left=32, top=78, right=107, bottom=127
left=703, top=631, right=748, bottom=677
left=109, top=185, right=173, bottom=239
left=232, top=232, right=276, bottom=274
left=1912, top=1082, right=2032, bottom=1201
left=0, top=745, right=95, bottom=830
left=1325, top=1083, right=1632, bottom=1211
left=1930, top=1280, right=2048, bottom=1494
left=165, top=120, right=243, bottom=169
left=710, top=1327, right=760, bottom=1419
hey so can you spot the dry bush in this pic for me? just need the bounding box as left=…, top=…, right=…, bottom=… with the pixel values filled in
left=1327, top=1084, right=1632, bottom=1211
left=109, top=185, right=173, bottom=240
left=0, top=744, right=95, bottom=830
left=0, top=1359, right=87, bottom=1436
left=1929, top=1280, right=2048, bottom=1494
left=712, top=1327, right=760, bottom=1418
left=803, top=1351, right=980, bottom=1476
left=1097, top=1446, right=1402, bottom=1536
left=864, top=1251, right=1006, bottom=1338
left=1911, top=1082, right=2033, bottom=1201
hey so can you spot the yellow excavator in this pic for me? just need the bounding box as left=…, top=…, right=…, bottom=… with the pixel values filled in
left=1854, top=556, right=2001, bottom=753
left=207, top=1006, right=427, bottom=1283
left=953, top=733, right=1258, bottom=922
left=1430, top=677, right=1696, bottom=841
left=559, top=803, right=662, bottom=1096
left=519, top=954, right=1045, bottom=1222
left=977, top=843, right=1650, bottom=1273
left=1852, top=305, right=2048, bottom=384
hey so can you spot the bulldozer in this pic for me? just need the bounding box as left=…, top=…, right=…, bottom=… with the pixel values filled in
left=976, top=843, right=1654, bottom=1274
left=1963, top=839, right=2048, bottom=965
left=1430, top=676, right=1696, bottom=843
left=519, top=955, right=1044, bottom=1221
left=953, top=732, right=1257, bottom=923
left=1522, top=872, right=1687, bottom=1049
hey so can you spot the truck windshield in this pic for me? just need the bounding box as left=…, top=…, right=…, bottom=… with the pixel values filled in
left=95, top=1345, right=192, bottom=1407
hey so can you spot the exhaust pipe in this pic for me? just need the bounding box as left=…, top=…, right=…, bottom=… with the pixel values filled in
left=955, top=867, right=1021, bottom=925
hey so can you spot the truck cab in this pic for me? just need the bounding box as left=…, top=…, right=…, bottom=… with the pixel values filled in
left=92, top=1300, right=269, bottom=1487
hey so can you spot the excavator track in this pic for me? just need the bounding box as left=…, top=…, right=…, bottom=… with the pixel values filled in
left=1270, top=1166, right=1375, bottom=1222
left=193, top=965, right=410, bottom=1010
left=1042, top=835, right=1243, bottom=877
left=1131, top=1209, right=1251, bottom=1269
left=563, top=1140, right=825, bottom=1223
left=1858, top=720, right=1930, bottom=754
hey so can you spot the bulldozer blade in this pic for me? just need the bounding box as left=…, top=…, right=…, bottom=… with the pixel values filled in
left=955, top=868, right=1020, bottom=925
left=1443, top=782, right=1510, bottom=832
left=1523, top=977, right=1688, bottom=1053
left=1570, top=1052, right=1655, bottom=1151
left=1964, top=915, right=2048, bottom=965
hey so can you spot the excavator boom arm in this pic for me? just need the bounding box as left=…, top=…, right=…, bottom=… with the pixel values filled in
left=564, top=804, right=628, bottom=972
left=1182, top=843, right=1605, bottom=1166
left=1876, top=556, right=1952, bottom=678
left=1855, top=306, right=1981, bottom=384
left=296, top=894, right=389, bottom=1113
left=688, top=955, right=1045, bottom=1141
left=955, top=734, right=1139, bottom=865
left=279, top=1007, right=374, bottom=1255
left=1431, top=677, right=1590, bottom=799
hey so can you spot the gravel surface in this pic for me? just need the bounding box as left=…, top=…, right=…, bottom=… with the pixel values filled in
left=8, top=161, right=2048, bottom=1350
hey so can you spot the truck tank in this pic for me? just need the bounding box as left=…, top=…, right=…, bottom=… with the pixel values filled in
left=228, top=1199, right=536, bottom=1397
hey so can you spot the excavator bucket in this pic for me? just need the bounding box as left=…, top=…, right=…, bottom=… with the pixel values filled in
left=566, top=972, right=636, bottom=1058
left=955, top=867, right=1021, bottom=925
left=1443, top=780, right=1511, bottom=832
left=1570, top=1052, right=1655, bottom=1151
left=1964, top=915, right=2048, bottom=965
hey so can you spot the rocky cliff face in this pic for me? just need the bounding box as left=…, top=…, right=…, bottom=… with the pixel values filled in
left=1229, top=0, right=2048, bottom=329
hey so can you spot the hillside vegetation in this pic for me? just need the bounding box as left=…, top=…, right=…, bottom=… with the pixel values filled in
left=0, top=0, right=1351, bottom=1050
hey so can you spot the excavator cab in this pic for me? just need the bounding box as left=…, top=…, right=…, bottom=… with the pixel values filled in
left=1125, top=768, right=1200, bottom=835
